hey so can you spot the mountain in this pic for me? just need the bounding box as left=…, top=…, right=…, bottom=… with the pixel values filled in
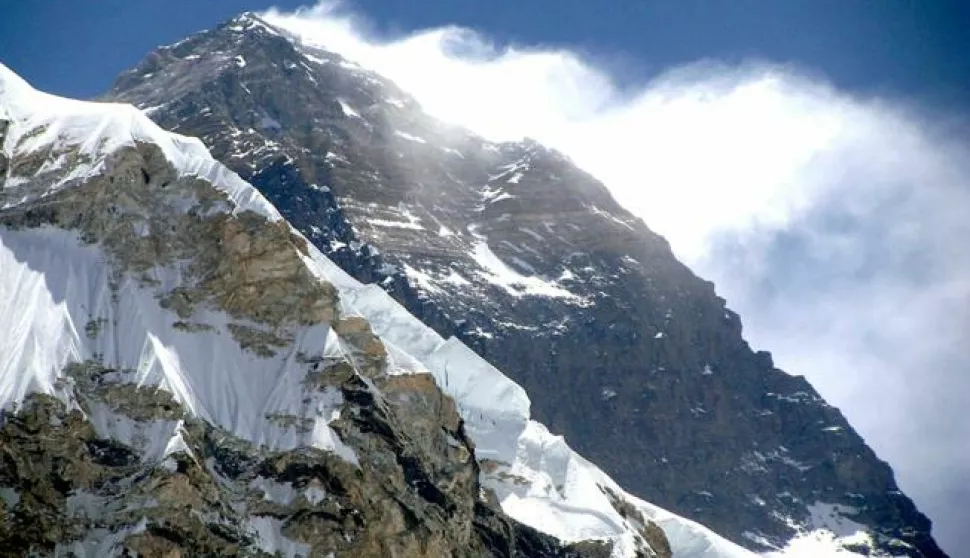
left=102, top=13, right=947, bottom=558
left=0, top=59, right=778, bottom=557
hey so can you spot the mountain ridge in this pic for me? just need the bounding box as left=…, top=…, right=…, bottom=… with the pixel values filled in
left=0, top=59, right=757, bottom=557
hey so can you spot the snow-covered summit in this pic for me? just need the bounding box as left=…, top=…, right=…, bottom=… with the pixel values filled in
left=0, top=62, right=274, bottom=218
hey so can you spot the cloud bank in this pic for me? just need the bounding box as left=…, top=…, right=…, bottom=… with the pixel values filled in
left=263, top=3, right=970, bottom=553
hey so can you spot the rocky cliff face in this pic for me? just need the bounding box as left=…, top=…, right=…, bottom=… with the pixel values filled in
left=104, top=13, right=946, bottom=557
left=1, top=63, right=686, bottom=557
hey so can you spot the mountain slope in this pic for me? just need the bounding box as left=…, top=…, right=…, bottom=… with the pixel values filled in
left=0, top=61, right=770, bottom=557
left=103, top=13, right=945, bottom=557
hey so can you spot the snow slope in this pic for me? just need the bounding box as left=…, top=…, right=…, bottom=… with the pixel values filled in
left=303, top=251, right=756, bottom=558
left=0, top=63, right=273, bottom=217
left=0, top=63, right=876, bottom=557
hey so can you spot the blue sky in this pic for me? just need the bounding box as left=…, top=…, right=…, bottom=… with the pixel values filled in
left=3, top=1, right=970, bottom=554
left=1, top=0, right=968, bottom=107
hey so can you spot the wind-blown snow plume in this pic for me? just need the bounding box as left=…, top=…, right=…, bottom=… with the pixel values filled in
left=263, top=3, right=970, bottom=554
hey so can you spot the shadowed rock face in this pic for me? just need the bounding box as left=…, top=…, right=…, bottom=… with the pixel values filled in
left=0, top=126, right=635, bottom=557
left=104, top=13, right=946, bottom=557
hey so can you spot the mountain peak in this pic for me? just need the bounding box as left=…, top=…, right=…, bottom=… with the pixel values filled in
left=0, top=62, right=32, bottom=102
left=221, top=10, right=285, bottom=37
left=0, top=12, right=945, bottom=553
left=0, top=63, right=276, bottom=223
left=104, top=22, right=946, bottom=557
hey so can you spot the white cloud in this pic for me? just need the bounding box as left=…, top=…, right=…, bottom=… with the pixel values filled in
left=263, top=3, right=970, bottom=553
